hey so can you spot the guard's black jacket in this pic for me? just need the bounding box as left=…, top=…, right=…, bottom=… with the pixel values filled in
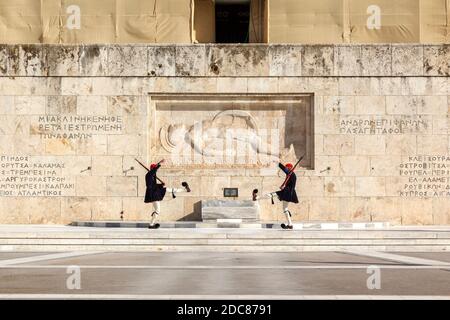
left=144, top=164, right=166, bottom=203
left=276, top=163, right=299, bottom=203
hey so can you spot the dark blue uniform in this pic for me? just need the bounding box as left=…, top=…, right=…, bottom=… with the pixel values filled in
left=276, top=163, right=299, bottom=203
left=144, top=164, right=166, bottom=203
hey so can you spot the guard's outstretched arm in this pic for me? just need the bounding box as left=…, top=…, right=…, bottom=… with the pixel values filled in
left=149, top=159, right=165, bottom=173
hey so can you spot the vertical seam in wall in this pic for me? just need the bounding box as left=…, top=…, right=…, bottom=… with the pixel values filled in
left=39, top=0, right=44, bottom=44
left=106, top=42, right=110, bottom=78
left=154, top=0, right=158, bottom=43
left=342, top=0, right=350, bottom=44
left=388, top=44, right=393, bottom=77
left=135, top=167, right=139, bottom=198
left=59, top=195, right=63, bottom=224
left=58, top=0, right=63, bottom=44
left=447, top=0, right=450, bottom=40
left=190, top=0, right=194, bottom=43
left=106, top=134, right=109, bottom=156
left=419, top=0, right=422, bottom=43
left=266, top=0, right=270, bottom=43
left=115, top=0, right=119, bottom=42
left=146, top=45, right=149, bottom=78
left=259, top=0, right=263, bottom=42
left=422, top=44, right=425, bottom=77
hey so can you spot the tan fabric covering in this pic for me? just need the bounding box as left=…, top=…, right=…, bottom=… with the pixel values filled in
left=155, top=0, right=191, bottom=43
left=348, top=0, right=421, bottom=43
left=0, top=0, right=447, bottom=43
left=194, top=0, right=215, bottom=43
left=269, top=0, right=345, bottom=43
left=269, top=0, right=449, bottom=43
left=0, top=0, right=190, bottom=43
left=419, top=0, right=449, bottom=43
left=0, top=0, right=43, bottom=43
left=249, top=0, right=268, bottom=43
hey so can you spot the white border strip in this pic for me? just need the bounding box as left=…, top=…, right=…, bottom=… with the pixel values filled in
left=0, top=252, right=104, bottom=266
left=0, top=294, right=448, bottom=300
left=0, top=265, right=450, bottom=270
left=342, top=250, right=450, bottom=266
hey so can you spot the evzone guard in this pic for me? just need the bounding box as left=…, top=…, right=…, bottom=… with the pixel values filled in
left=135, top=158, right=191, bottom=229
left=252, top=157, right=303, bottom=230
left=136, top=157, right=300, bottom=230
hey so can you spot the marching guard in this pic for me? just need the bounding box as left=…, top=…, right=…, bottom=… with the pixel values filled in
left=136, top=156, right=302, bottom=230
left=136, top=159, right=191, bottom=229
left=253, top=159, right=301, bottom=230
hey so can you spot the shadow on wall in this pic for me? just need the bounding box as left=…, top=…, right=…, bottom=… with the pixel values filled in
left=178, top=201, right=202, bottom=221
left=284, top=102, right=308, bottom=165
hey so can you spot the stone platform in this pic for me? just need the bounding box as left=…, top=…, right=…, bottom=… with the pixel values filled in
left=70, top=221, right=389, bottom=230
left=201, top=200, right=260, bottom=222
left=1, top=224, right=450, bottom=252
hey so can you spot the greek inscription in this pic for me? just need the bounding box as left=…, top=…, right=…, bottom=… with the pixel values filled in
left=0, top=156, right=75, bottom=197
left=32, top=115, right=123, bottom=139
left=399, top=156, right=450, bottom=197
left=340, top=116, right=430, bottom=135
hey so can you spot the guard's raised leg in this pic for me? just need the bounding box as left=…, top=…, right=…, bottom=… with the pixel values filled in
left=252, top=189, right=276, bottom=205
left=166, top=182, right=191, bottom=199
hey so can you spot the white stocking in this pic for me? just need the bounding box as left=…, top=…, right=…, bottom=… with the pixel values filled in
left=255, top=192, right=277, bottom=201
left=283, top=201, right=292, bottom=226
left=166, top=188, right=186, bottom=197
left=150, top=201, right=160, bottom=225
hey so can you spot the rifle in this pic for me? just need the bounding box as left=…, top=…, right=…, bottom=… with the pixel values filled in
left=279, top=154, right=305, bottom=189
left=134, top=158, right=166, bottom=185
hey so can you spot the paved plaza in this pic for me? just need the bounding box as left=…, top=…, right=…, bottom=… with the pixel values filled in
left=0, top=249, right=450, bottom=299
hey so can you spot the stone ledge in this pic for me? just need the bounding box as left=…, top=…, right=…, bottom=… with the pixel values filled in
left=71, top=221, right=390, bottom=230
left=201, top=199, right=260, bottom=222
left=0, top=44, right=448, bottom=78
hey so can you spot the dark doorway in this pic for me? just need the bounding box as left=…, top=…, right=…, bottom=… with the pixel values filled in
left=215, top=2, right=250, bottom=43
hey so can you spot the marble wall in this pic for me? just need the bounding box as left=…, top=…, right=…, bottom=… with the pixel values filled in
left=0, top=44, right=449, bottom=225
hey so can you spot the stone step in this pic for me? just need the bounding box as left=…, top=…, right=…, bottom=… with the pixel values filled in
left=1, top=244, right=449, bottom=253
left=71, top=221, right=391, bottom=230
left=1, top=238, right=450, bottom=245
left=2, top=230, right=450, bottom=239
left=1, top=226, right=450, bottom=252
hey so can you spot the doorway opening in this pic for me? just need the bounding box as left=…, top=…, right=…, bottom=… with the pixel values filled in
left=193, top=0, right=267, bottom=43
left=215, top=1, right=250, bottom=43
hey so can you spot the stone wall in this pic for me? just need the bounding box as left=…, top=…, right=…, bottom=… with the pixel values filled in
left=0, top=44, right=449, bottom=225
